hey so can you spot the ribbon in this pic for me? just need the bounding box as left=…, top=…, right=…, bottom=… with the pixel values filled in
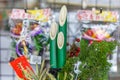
left=74, top=61, right=81, bottom=80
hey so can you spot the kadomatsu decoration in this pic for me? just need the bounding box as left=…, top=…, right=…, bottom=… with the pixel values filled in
left=9, top=5, right=119, bottom=80
left=9, top=8, right=51, bottom=62
left=58, top=23, right=118, bottom=79
left=9, top=8, right=52, bottom=80
left=58, top=10, right=119, bottom=79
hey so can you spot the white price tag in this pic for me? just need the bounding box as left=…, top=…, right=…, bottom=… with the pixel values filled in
left=30, top=55, right=41, bottom=64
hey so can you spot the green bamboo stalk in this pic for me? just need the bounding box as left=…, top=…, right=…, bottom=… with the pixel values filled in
left=50, top=21, right=58, bottom=68
left=57, top=5, right=67, bottom=68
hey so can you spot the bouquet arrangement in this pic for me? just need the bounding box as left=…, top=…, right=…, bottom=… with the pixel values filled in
left=9, top=8, right=53, bottom=80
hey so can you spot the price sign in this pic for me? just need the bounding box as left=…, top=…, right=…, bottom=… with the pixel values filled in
left=9, top=56, right=34, bottom=80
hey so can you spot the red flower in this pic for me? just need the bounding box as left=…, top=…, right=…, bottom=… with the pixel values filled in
left=69, top=52, right=74, bottom=57
left=89, top=40, right=93, bottom=44
left=97, top=40, right=102, bottom=42
left=75, top=52, right=79, bottom=56
left=85, top=29, right=94, bottom=36
left=77, top=47, right=80, bottom=52
left=75, top=38, right=80, bottom=42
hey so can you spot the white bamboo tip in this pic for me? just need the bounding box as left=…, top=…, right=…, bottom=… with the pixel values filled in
left=50, top=21, right=58, bottom=40
left=59, top=5, right=67, bottom=26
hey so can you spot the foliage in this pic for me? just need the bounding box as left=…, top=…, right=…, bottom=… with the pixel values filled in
left=59, top=39, right=117, bottom=80
left=33, top=34, right=48, bottom=51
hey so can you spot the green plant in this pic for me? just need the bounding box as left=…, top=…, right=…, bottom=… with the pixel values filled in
left=60, top=39, right=117, bottom=80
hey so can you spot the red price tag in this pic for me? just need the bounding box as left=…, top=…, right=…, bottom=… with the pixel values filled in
left=9, top=56, right=34, bottom=80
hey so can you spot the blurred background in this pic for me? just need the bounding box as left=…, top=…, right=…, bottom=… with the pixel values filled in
left=0, top=0, right=120, bottom=80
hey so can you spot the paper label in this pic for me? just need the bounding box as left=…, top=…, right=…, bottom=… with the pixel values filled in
left=27, top=8, right=51, bottom=22
left=10, top=9, right=34, bottom=19
left=30, top=55, right=41, bottom=64
left=10, top=9, right=51, bottom=22
left=9, top=56, right=34, bottom=80
left=77, top=10, right=119, bottom=22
